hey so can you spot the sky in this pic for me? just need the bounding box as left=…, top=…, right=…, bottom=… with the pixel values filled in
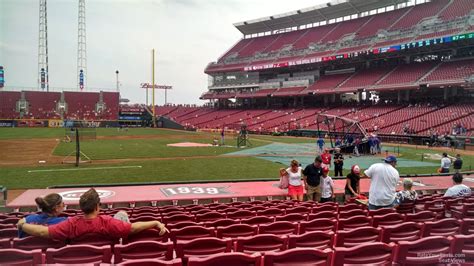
left=0, top=0, right=326, bottom=105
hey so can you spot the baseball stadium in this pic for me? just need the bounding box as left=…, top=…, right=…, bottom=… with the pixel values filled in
left=1, top=0, right=474, bottom=264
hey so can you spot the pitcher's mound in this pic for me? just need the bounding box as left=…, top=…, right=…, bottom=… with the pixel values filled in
left=167, top=142, right=214, bottom=147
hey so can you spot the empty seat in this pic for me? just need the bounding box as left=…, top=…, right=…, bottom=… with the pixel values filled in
left=404, top=210, right=437, bottom=223
left=0, top=239, right=11, bottom=248
left=167, top=221, right=201, bottom=231
left=170, top=226, right=215, bottom=244
left=285, top=206, right=310, bottom=215
left=0, top=248, right=44, bottom=265
left=234, top=234, right=287, bottom=254
left=368, top=208, right=395, bottom=216
left=452, top=234, right=474, bottom=263
left=226, top=210, right=256, bottom=220
left=335, top=226, right=382, bottom=247
left=394, top=236, right=454, bottom=265
left=118, top=258, right=182, bottom=266
left=288, top=231, right=334, bottom=249
left=0, top=228, right=19, bottom=240
left=337, top=203, right=365, bottom=212
left=196, top=212, right=225, bottom=223
left=216, top=224, right=257, bottom=239
left=175, top=237, right=232, bottom=258
left=380, top=222, right=423, bottom=243
left=264, top=248, right=333, bottom=266
left=461, top=218, right=474, bottom=234
left=203, top=219, right=237, bottom=228
left=274, top=213, right=306, bottom=223
left=396, top=202, right=415, bottom=214
left=240, top=216, right=274, bottom=226
left=307, top=211, right=337, bottom=220
left=372, top=213, right=405, bottom=227
left=337, top=215, right=372, bottom=230
left=258, top=221, right=298, bottom=236
left=338, top=209, right=368, bottom=219
left=187, top=252, right=262, bottom=266
left=421, top=218, right=462, bottom=237
left=114, top=241, right=173, bottom=263
left=123, top=228, right=168, bottom=244
left=312, top=205, right=337, bottom=213
left=332, top=242, right=396, bottom=265
left=45, top=244, right=112, bottom=264
left=300, top=218, right=337, bottom=234
left=163, top=214, right=194, bottom=224
left=12, top=236, right=65, bottom=251
left=257, top=208, right=284, bottom=217
left=451, top=203, right=474, bottom=219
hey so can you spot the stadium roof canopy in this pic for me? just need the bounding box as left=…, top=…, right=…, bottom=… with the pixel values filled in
left=234, top=0, right=409, bottom=35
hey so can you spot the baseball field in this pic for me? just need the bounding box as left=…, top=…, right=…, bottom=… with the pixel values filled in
left=0, top=127, right=473, bottom=190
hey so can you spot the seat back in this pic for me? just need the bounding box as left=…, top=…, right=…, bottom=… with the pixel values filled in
left=13, top=236, right=65, bottom=251
left=299, top=218, right=337, bottom=234
left=338, top=209, right=367, bottom=219
left=332, top=242, right=396, bottom=265
left=240, top=216, right=274, bottom=226
left=452, top=234, right=474, bottom=263
left=404, top=210, right=436, bottom=223
left=187, top=252, right=262, bottom=266
left=216, top=224, right=257, bottom=239
left=226, top=210, right=256, bottom=220
left=258, top=221, right=297, bottom=236
left=394, top=236, right=454, bottom=265
left=274, top=213, right=306, bottom=223
left=175, top=237, right=232, bottom=258
left=307, top=211, right=337, bottom=220
left=118, top=258, right=182, bottom=265
left=264, top=248, right=332, bottom=266
left=334, top=226, right=382, bottom=247
left=368, top=208, right=395, bottom=216
left=45, top=244, right=112, bottom=264
left=288, top=231, right=334, bottom=249
left=0, top=228, right=18, bottom=239
left=372, top=213, right=405, bottom=227
left=203, top=219, right=237, bottom=228
left=114, top=240, right=173, bottom=263
left=0, top=248, right=44, bottom=265
left=421, top=218, right=461, bottom=237
left=234, top=234, right=287, bottom=253
left=380, top=222, right=423, bottom=243
left=337, top=215, right=372, bottom=230
left=170, top=226, right=215, bottom=244
left=122, top=228, right=168, bottom=244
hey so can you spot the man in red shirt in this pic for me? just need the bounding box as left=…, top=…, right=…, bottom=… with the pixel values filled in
left=321, top=148, right=332, bottom=169
left=16, top=188, right=168, bottom=241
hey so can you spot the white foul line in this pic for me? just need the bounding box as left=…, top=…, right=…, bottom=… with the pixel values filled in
left=27, top=165, right=142, bottom=173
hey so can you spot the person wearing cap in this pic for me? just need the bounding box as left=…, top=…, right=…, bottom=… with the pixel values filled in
left=321, top=148, right=331, bottom=169
left=303, top=156, right=324, bottom=202
left=394, top=178, right=418, bottom=207
left=283, top=160, right=304, bottom=201
left=444, top=173, right=472, bottom=197
left=333, top=147, right=344, bottom=177
left=345, top=165, right=361, bottom=201
left=17, top=188, right=169, bottom=241
left=365, top=155, right=400, bottom=210
left=320, top=166, right=334, bottom=203
left=440, top=153, right=451, bottom=173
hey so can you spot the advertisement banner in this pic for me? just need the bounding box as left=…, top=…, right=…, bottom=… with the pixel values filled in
left=0, top=120, right=13, bottom=127
left=48, top=119, right=64, bottom=128
left=17, top=120, right=47, bottom=127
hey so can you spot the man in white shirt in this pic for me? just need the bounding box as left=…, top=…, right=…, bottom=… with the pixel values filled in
left=440, top=153, right=451, bottom=173
left=365, top=155, right=400, bottom=210
left=444, top=173, right=472, bottom=197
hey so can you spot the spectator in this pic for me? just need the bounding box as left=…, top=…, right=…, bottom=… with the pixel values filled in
left=333, top=147, right=344, bottom=177
left=365, top=155, right=400, bottom=210
left=444, top=173, right=472, bottom=197
left=317, top=136, right=325, bottom=153
left=284, top=160, right=304, bottom=201
left=321, top=148, right=331, bottom=169
left=345, top=165, right=361, bottom=202
left=453, top=154, right=463, bottom=173
left=19, top=193, right=67, bottom=238
left=335, top=137, right=342, bottom=148
left=16, top=188, right=168, bottom=241
left=303, top=156, right=324, bottom=202
left=440, top=152, right=451, bottom=173
left=320, top=166, right=334, bottom=203
left=353, top=137, right=361, bottom=157
left=394, top=178, right=418, bottom=207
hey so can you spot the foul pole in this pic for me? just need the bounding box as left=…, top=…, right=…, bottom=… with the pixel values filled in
left=152, top=49, right=156, bottom=127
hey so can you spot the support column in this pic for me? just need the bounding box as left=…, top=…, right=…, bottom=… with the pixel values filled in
left=443, top=87, right=448, bottom=100
left=405, top=90, right=410, bottom=102
left=397, top=90, right=402, bottom=104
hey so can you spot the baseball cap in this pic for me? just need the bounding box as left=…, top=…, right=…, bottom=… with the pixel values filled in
left=384, top=155, right=397, bottom=163
left=351, top=165, right=360, bottom=174
left=322, top=166, right=329, bottom=173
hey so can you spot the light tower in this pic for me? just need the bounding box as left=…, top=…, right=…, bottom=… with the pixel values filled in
left=77, top=0, right=87, bottom=91
left=38, top=0, right=49, bottom=91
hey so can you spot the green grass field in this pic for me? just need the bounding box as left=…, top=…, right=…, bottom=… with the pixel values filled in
left=0, top=128, right=472, bottom=189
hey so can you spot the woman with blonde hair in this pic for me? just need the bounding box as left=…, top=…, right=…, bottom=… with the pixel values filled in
left=19, top=193, right=67, bottom=238
left=282, top=160, right=304, bottom=201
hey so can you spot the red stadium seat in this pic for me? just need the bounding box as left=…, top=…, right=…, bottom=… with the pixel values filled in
left=368, top=208, right=395, bottom=216
left=264, top=248, right=333, bottom=266
left=118, top=258, right=182, bottom=266
left=274, top=213, right=306, bottom=223
left=451, top=203, right=474, bottom=219
left=0, top=217, right=20, bottom=225
left=334, top=226, right=382, bottom=247
left=0, top=228, right=18, bottom=240
left=452, top=234, right=474, bottom=263
left=0, top=238, right=11, bottom=249
left=187, top=252, right=262, bottom=266
left=337, top=215, right=372, bottom=230
left=421, top=218, right=462, bottom=237
left=257, top=208, right=284, bottom=217
left=285, top=206, right=310, bottom=215
left=312, top=205, right=337, bottom=213
left=288, top=231, right=334, bottom=249
left=332, top=242, right=396, bottom=266
left=404, top=210, right=437, bottom=223
left=380, top=222, right=423, bottom=243
left=338, top=209, right=367, bottom=219
left=307, top=211, right=337, bottom=220
left=461, top=218, right=474, bottom=234
left=166, top=221, right=201, bottom=231
left=69, top=232, right=119, bottom=246
left=337, top=203, right=365, bottom=212
left=45, top=244, right=112, bottom=264
left=246, top=206, right=267, bottom=212
left=175, top=237, right=232, bottom=258
left=396, top=202, right=415, bottom=214
left=226, top=210, right=256, bottom=220
left=123, top=228, right=168, bottom=244
left=371, top=213, right=405, bottom=227
left=394, top=236, right=454, bottom=265
left=216, top=224, right=257, bottom=239
left=170, top=226, right=215, bottom=244
left=12, top=236, right=65, bottom=251
left=299, top=218, right=337, bottom=234
left=258, top=221, right=298, bottom=236
left=234, top=234, right=287, bottom=253
left=163, top=214, right=195, bottom=224
left=113, top=241, right=173, bottom=263
left=203, top=219, right=237, bottom=228
left=0, top=248, right=44, bottom=265
left=240, top=216, right=274, bottom=226
left=196, top=212, right=226, bottom=223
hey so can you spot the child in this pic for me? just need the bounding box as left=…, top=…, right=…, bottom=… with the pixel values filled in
left=320, top=166, right=334, bottom=203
